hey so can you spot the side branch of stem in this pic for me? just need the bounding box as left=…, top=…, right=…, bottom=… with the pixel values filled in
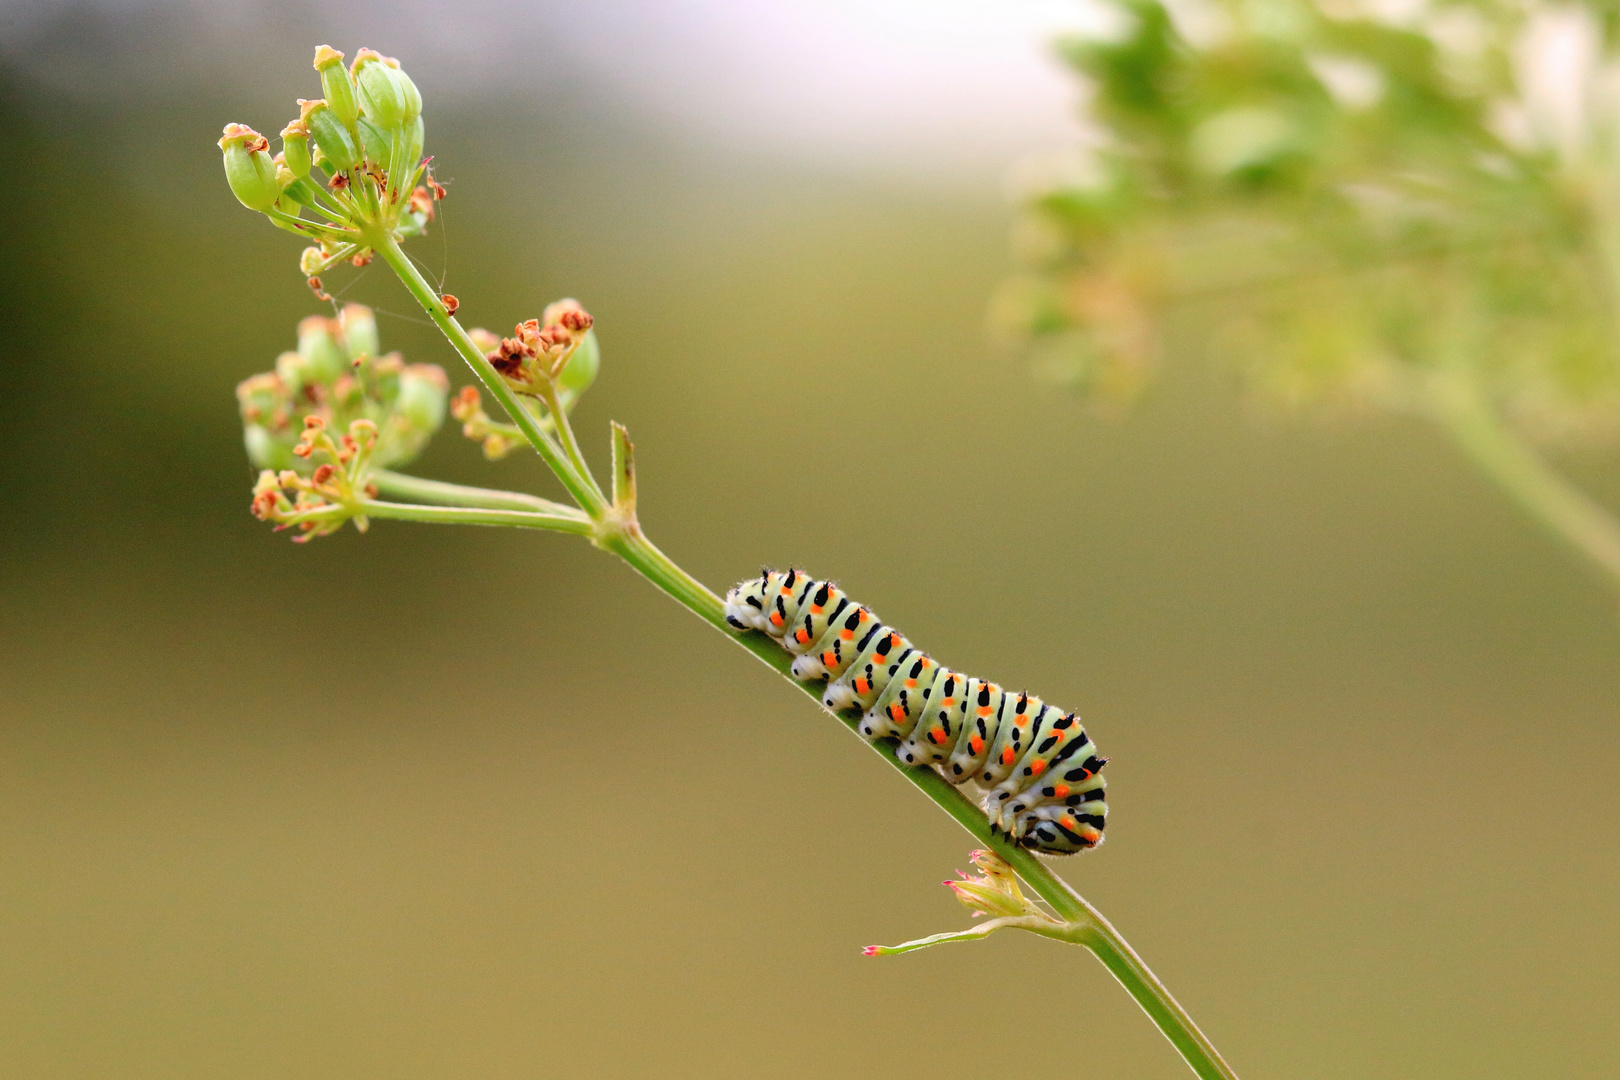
left=1430, top=375, right=1620, bottom=592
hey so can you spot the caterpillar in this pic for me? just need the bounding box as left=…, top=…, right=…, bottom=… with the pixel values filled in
left=724, top=569, right=1108, bottom=855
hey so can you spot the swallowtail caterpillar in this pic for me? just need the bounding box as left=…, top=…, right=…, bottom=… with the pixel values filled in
left=725, top=569, right=1108, bottom=855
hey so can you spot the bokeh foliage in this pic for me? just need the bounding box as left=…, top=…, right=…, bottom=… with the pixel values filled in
left=1000, top=0, right=1620, bottom=441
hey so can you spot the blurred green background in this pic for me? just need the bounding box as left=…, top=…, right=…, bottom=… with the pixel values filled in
left=2, top=4, right=1618, bottom=1079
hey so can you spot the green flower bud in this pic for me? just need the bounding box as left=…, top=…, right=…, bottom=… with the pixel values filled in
left=218, top=124, right=279, bottom=212
left=314, top=45, right=360, bottom=132
left=396, top=364, right=449, bottom=431
left=300, top=99, right=359, bottom=173
left=244, top=424, right=297, bottom=471
left=385, top=57, right=422, bottom=123
left=558, top=328, right=600, bottom=399
left=339, top=303, right=380, bottom=362
left=298, top=315, right=348, bottom=384
left=352, top=48, right=408, bottom=130
left=369, top=352, right=405, bottom=404
left=280, top=120, right=312, bottom=179
left=356, top=115, right=389, bottom=168
left=274, top=350, right=304, bottom=391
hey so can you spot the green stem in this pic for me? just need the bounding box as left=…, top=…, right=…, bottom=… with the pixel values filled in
left=372, top=469, right=585, bottom=517
left=600, top=527, right=1238, bottom=1080
left=373, top=232, right=608, bottom=518
left=541, top=382, right=605, bottom=502
left=1430, top=374, right=1620, bottom=592
left=358, top=498, right=594, bottom=534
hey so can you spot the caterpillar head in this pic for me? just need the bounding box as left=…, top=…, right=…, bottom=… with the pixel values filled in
left=724, top=575, right=773, bottom=632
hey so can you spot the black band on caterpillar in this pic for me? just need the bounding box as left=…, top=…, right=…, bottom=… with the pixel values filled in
left=725, top=568, right=1107, bottom=855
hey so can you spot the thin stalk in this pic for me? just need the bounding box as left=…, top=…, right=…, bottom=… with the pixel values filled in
left=358, top=498, right=594, bottom=533
left=540, top=382, right=605, bottom=502
left=373, top=231, right=608, bottom=517
left=372, top=469, right=585, bottom=517
left=1430, top=374, right=1620, bottom=591
left=381, top=243, right=1238, bottom=1080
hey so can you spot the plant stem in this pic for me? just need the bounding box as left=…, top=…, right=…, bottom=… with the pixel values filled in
left=373, top=232, right=608, bottom=518
left=380, top=240, right=1239, bottom=1080
left=540, top=382, right=604, bottom=502
left=372, top=469, right=585, bottom=517
left=357, top=498, right=595, bottom=533
left=1430, top=374, right=1620, bottom=592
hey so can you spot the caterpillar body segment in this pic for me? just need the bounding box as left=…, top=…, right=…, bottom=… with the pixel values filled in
left=724, top=568, right=1108, bottom=856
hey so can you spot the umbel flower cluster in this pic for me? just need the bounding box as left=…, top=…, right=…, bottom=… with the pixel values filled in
left=237, top=303, right=448, bottom=473
left=237, top=304, right=449, bottom=540
left=218, top=45, right=438, bottom=295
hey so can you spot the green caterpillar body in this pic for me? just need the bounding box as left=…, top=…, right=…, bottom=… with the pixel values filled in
left=724, top=569, right=1108, bottom=855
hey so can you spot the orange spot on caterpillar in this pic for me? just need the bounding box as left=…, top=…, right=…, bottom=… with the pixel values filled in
left=1054, top=783, right=1070, bottom=798
left=840, top=629, right=855, bottom=640
left=977, top=706, right=993, bottom=717
left=928, top=727, right=945, bottom=745
left=769, top=612, right=784, bottom=627
left=1001, top=747, right=1016, bottom=765
left=1029, top=760, right=1047, bottom=776
left=795, top=629, right=809, bottom=644
left=905, top=679, right=917, bottom=688
left=969, top=735, right=984, bottom=754
left=811, top=604, right=824, bottom=613
left=1015, top=716, right=1028, bottom=728
left=1061, top=816, right=1077, bottom=831
left=942, top=698, right=955, bottom=707
left=855, top=677, right=870, bottom=695
left=888, top=703, right=904, bottom=721
left=822, top=651, right=836, bottom=665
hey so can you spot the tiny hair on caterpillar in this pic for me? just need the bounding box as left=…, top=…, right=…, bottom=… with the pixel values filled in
left=725, top=568, right=1107, bottom=855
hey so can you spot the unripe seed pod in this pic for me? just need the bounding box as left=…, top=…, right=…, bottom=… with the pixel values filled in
left=244, top=425, right=297, bottom=472
left=298, top=315, right=347, bottom=384
left=356, top=115, right=389, bottom=168
left=353, top=49, right=408, bottom=130
left=302, top=99, right=359, bottom=173
left=274, top=350, right=304, bottom=392
left=339, top=303, right=380, bottom=362
left=313, top=45, right=360, bottom=131
left=396, top=365, right=449, bottom=431
left=558, top=329, right=600, bottom=399
left=384, top=56, right=422, bottom=122
left=219, top=124, right=279, bottom=212
left=280, top=120, right=312, bottom=179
